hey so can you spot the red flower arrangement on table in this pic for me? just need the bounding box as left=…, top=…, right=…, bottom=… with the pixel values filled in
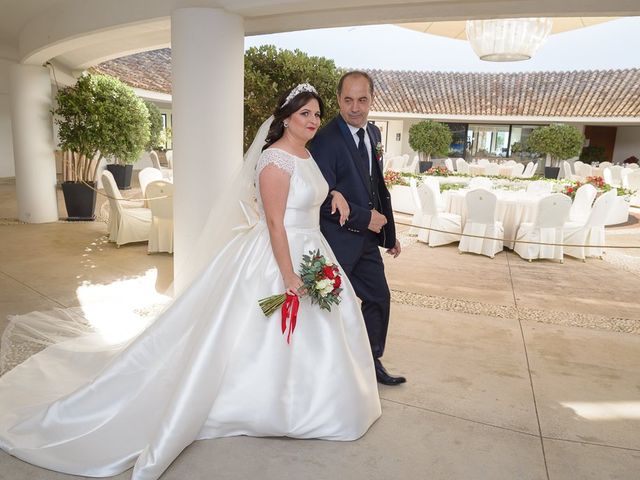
left=383, top=170, right=408, bottom=188
left=425, top=165, right=450, bottom=176
left=562, top=176, right=607, bottom=199
left=258, top=250, right=343, bottom=343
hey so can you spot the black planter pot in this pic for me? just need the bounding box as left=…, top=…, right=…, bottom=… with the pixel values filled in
left=544, top=166, right=561, bottom=179
left=106, top=164, right=134, bottom=190
left=418, top=160, right=433, bottom=173
left=62, top=181, right=97, bottom=221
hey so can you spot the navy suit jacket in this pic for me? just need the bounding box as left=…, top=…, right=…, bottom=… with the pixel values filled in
left=310, top=115, right=396, bottom=266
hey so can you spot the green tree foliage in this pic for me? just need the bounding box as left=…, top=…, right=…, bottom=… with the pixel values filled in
left=244, top=45, right=342, bottom=151
left=526, top=124, right=584, bottom=165
left=408, top=120, right=453, bottom=161
left=579, top=145, right=606, bottom=164
left=53, top=74, right=150, bottom=181
left=144, top=100, right=164, bottom=151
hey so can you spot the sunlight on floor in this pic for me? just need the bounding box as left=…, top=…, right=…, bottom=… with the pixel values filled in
left=75, top=268, right=171, bottom=343
left=561, top=401, right=640, bottom=420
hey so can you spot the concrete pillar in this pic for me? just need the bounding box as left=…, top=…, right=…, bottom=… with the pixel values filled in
left=171, top=8, right=244, bottom=290
left=9, top=64, right=58, bottom=223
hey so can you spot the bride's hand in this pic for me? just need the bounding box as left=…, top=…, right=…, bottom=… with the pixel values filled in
left=284, top=273, right=305, bottom=297
left=330, top=190, right=350, bottom=226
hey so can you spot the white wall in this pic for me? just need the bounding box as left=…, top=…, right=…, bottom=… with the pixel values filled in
left=613, top=126, right=640, bottom=164
left=0, top=58, right=15, bottom=178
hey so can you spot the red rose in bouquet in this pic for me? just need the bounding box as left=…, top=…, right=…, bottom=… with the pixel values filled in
left=258, top=250, right=343, bottom=343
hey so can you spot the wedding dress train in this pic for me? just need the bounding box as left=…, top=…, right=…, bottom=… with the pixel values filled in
left=0, top=148, right=381, bottom=479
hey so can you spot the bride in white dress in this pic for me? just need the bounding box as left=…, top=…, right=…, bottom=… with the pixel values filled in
left=0, top=84, right=381, bottom=479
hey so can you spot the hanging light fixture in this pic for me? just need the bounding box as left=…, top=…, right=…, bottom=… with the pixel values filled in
left=465, top=18, right=553, bottom=62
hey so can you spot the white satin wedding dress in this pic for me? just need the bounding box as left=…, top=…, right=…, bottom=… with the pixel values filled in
left=0, top=148, right=381, bottom=479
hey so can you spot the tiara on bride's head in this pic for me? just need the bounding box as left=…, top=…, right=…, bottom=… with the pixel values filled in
left=282, top=83, right=318, bottom=107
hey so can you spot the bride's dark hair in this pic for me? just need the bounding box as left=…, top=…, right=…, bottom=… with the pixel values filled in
left=262, top=88, right=325, bottom=151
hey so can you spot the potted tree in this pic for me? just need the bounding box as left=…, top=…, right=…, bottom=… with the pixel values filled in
left=54, top=74, right=150, bottom=220
left=408, top=120, right=452, bottom=172
left=141, top=99, right=165, bottom=165
left=526, top=124, right=584, bottom=179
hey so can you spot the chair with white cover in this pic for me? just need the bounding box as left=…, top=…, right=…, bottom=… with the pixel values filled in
left=384, top=156, right=403, bottom=172
left=561, top=160, right=573, bottom=180
left=146, top=180, right=174, bottom=254
left=505, top=160, right=517, bottom=166
left=485, top=162, right=500, bottom=176
left=610, top=165, right=624, bottom=187
left=564, top=190, right=616, bottom=260
left=100, top=170, right=144, bottom=240
left=444, top=158, right=455, bottom=172
left=526, top=180, right=553, bottom=194
left=102, top=171, right=151, bottom=246
left=477, top=158, right=490, bottom=167
left=458, top=189, right=504, bottom=258
left=456, top=158, right=470, bottom=174
left=519, top=162, right=535, bottom=178
left=165, top=150, right=173, bottom=169
left=568, top=183, right=597, bottom=224
left=627, top=163, right=639, bottom=170
left=423, top=176, right=445, bottom=211
left=514, top=194, right=572, bottom=262
left=138, top=167, right=163, bottom=197
left=599, top=161, right=612, bottom=170
left=602, top=167, right=613, bottom=186
left=468, top=176, right=493, bottom=190
left=577, top=162, right=593, bottom=179
left=621, top=167, right=633, bottom=188
left=149, top=150, right=162, bottom=170
left=510, top=163, right=525, bottom=178
left=150, top=151, right=173, bottom=179
left=400, top=155, right=419, bottom=173
left=626, top=170, right=640, bottom=207
left=573, top=160, right=584, bottom=171
left=411, top=179, right=462, bottom=246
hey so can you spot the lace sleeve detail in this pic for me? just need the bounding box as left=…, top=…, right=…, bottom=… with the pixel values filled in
left=256, top=149, right=295, bottom=177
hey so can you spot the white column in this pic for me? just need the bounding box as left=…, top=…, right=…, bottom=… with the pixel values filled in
left=9, top=64, right=58, bottom=223
left=171, top=8, right=244, bottom=290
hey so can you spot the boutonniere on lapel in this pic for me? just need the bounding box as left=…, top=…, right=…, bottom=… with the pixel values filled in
left=375, top=142, right=384, bottom=162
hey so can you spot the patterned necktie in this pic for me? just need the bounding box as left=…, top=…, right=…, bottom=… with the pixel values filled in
left=356, top=128, right=370, bottom=175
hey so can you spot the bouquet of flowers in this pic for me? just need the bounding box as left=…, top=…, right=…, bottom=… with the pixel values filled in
left=258, top=250, right=343, bottom=343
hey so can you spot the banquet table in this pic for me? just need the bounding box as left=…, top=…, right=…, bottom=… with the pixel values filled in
left=443, top=189, right=552, bottom=249
left=468, top=164, right=515, bottom=177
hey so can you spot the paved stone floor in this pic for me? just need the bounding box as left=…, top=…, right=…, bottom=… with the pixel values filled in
left=1, top=181, right=639, bottom=479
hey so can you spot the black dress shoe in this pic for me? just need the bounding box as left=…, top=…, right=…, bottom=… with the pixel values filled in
left=374, top=359, right=406, bottom=386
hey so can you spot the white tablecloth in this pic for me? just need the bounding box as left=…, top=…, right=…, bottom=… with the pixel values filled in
left=444, top=189, right=552, bottom=249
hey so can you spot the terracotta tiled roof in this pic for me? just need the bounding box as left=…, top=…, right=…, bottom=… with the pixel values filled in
left=93, top=48, right=172, bottom=94
left=368, top=69, right=640, bottom=117
left=94, top=49, right=640, bottom=118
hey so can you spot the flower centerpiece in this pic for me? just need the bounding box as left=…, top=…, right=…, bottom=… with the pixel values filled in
left=383, top=170, right=408, bottom=188
left=584, top=176, right=606, bottom=189
left=425, top=165, right=450, bottom=177
left=258, top=250, right=343, bottom=343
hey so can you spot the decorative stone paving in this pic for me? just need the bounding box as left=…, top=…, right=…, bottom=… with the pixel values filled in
left=391, top=289, right=640, bottom=335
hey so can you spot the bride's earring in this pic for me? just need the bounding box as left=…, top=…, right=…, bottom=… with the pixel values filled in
left=283, top=122, right=289, bottom=128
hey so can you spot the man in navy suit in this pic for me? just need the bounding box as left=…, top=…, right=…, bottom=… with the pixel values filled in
left=310, top=71, right=406, bottom=386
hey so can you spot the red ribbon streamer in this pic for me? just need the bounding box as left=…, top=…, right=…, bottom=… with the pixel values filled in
left=281, top=293, right=300, bottom=344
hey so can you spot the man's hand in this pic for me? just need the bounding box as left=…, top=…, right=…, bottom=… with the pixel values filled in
left=386, top=239, right=401, bottom=258
left=368, top=209, right=387, bottom=233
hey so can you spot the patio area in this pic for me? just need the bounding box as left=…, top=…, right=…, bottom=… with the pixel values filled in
left=1, top=180, right=639, bottom=479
